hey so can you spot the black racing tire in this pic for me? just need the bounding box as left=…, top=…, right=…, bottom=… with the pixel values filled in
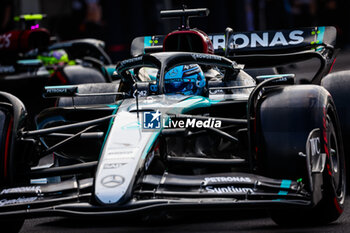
left=0, top=92, right=28, bottom=233
left=0, top=105, right=12, bottom=183
left=322, top=70, right=350, bottom=190
left=0, top=92, right=28, bottom=185
left=257, top=85, right=346, bottom=226
left=1, top=219, right=25, bottom=233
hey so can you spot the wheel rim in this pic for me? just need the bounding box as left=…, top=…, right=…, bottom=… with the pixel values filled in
left=327, top=116, right=345, bottom=201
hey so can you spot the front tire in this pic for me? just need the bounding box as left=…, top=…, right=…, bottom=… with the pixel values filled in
left=270, top=113, right=346, bottom=226
left=322, top=71, right=350, bottom=191
left=257, top=85, right=346, bottom=226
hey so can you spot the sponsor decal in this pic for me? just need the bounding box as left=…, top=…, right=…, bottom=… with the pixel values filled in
left=209, top=34, right=225, bottom=50
left=101, top=175, right=124, bottom=188
left=143, top=110, right=222, bottom=130
left=106, top=150, right=135, bottom=159
left=149, top=85, right=158, bottom=92
left=0, top=65, right=15, bottom=73
left=204, top=176, right=252, bottom=183
left=143, top=110, right=161, bottom=129
left=209, top=30, right=305, bottom=50
left=46, top=88, right=69, bottom=94
left=103, top=163, right=127, bottom=169
left=164, top=117, right=221, bottom=128
left=183, top=64, right=198, bottom=70
left=45, top=86, right=77, bottom=96
left=208, top=89, right=225, bottom=95
left=191, top=54, right=222, bottom=61
left=0, top=197, right=37, bottom=207
left=0, top=186, right=41, bottom=195
left=310, top=137, right=321, bottom=157
left=120, top=56, right=142, bottom=67
left=0, top=33, right=11, bottom=49
left=133, top=90, right=148, bottom=98
left=206, top=186, right=254, bottom=194
left=168, top=67, right=179, bottom=77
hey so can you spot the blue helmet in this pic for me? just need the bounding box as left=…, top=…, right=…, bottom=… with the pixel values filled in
left=164, top=64, right=206, bottom=95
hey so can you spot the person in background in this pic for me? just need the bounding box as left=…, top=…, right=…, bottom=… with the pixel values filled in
left=0, top=0, right=13, bottom=33
left=79, top=0, right=106, bottom=40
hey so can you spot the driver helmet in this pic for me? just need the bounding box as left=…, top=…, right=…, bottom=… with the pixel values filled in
left=38, top=49, right=75, bottom=66
left=164, top=64, right=206, bottom=95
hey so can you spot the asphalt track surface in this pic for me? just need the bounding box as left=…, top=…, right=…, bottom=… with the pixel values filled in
left=20, top=50, right=350, bottom=233
left=20, top=202, right=350, bottom=233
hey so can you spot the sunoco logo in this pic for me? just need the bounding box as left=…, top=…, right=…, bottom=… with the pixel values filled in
left=206, top=186, right=254, bottom=194
left=0, top=197, right=37, bottom=207
left=101, top=175, right=124, bottom=188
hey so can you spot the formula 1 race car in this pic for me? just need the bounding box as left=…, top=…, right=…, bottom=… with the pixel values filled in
left=0, top=15, right=115, bottom=124
left=0, top=8, right=346, bottom=232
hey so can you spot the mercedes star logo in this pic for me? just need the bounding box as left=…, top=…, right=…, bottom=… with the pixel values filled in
left=101, top=175, right=125, bottom=188
left=168, top=68, right=178, bottom=77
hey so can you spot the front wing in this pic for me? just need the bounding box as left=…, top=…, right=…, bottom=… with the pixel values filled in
left=0, top=172, right=314, bottom=218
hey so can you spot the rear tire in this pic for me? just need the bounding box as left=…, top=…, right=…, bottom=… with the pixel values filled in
left=0, top=92, right=28, bottom=233
left=0, top=92, right=28, bottom=185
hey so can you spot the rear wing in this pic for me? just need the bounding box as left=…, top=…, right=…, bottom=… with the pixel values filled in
left=131, top=26, right=337, bottom=84
left=131, top=26, right=336, bottom=56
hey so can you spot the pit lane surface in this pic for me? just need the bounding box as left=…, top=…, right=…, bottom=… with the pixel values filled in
left=20, top=50, right=350, bottom=233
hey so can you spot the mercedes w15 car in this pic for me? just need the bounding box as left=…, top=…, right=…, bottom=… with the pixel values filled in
left=0, top=8, right=346, bottom=232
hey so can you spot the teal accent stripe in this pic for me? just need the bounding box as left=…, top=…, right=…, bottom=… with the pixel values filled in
left=106, top=67, right=116, bottom=76
left=98, top=107, right=119, bottom=159
left=278, top=191, right=288, bottom=196
left=17, top=59, right=42, bottom=64
left=280, top=180, right=292, bottom=189
left=257, top=74, right=294, bottom=79
left=317, top=26, right=325, bottom=44
left=144, top=36, right=152, bottom=53
left=107, top=104, right=120, bottom=109
left=45, top=85, right=75, bottom=89
left=169, top=96, right=221, bottom=114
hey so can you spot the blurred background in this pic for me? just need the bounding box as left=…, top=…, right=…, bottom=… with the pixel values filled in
left=2, top=0, right=350, bottom=61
